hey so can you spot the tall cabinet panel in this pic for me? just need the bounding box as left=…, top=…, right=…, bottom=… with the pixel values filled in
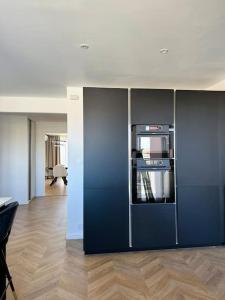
left=218, top=93, right=225, bottom=242
left=131, top=89, right=174, bottom=124
left=131, top=89, right=176, bottom=249
left=176, top=90, right=222, bottom=246
left=83, top=87, right=129, bottom=253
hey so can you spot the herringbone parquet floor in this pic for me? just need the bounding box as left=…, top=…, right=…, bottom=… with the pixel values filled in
left=45, top=179, right=67, bottom=196
left=5, top=196, right=225, bottom=299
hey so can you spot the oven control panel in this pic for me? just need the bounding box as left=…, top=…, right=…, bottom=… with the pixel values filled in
left=136, top=159, right=171, bottom=169
left=135, top=124, right=170, bottom=134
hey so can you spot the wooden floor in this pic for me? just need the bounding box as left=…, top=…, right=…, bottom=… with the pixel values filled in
left=45, top=179, right=67, bottom=196
left=6, top=197, right=225, bottom=300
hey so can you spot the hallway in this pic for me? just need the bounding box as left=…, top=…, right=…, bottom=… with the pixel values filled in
left=6, top=197, right=225, bottom=300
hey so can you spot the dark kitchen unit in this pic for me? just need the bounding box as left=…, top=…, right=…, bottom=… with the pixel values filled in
left=83, top=87, right=225, bottom=254
left=131, top=123, right=177, bottom=248
left=176, top=90, right=223, bottom=246
left=131, top=125, right=175, bottom=204
left=130, top=89, right=177, bottom=249
left=83, top=87, right=129, bottom=254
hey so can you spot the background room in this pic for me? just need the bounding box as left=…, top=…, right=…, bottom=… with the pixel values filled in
left=0, top=113, right=68, bottom=204
left=45, top=133, right=68, bottom=196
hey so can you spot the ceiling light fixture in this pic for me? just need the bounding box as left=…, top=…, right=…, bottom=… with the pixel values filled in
left=80, top=44, right=89, bottom=50
left=160, top=48, right=169, bottom=54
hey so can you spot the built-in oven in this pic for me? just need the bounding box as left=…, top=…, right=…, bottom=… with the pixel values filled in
left=132, top=124, right=173, bottom=159
left=132, top=159, right=175, bottom=204
left=131, top=124, right=175, bottom=204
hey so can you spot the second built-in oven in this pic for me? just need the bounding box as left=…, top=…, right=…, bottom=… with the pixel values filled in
left=132, top=159, right=175, bottom=204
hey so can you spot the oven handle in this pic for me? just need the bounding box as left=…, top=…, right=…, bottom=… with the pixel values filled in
left=136, top=166, right=171, bottom=171
left=136, top=133, right=169, bottom=136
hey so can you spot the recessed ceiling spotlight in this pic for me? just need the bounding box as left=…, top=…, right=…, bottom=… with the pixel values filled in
left=160, top=48, right=169, bottom=54
left=80, top=44, right=89, bottom=50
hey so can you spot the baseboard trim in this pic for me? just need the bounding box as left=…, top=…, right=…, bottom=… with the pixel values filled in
left=66, top=232, right=83, bottom=240
left=19, top=200, right=29, bottom=205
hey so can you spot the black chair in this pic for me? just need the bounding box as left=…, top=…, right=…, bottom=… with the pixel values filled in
left=0, top=202, right=18, bottom=300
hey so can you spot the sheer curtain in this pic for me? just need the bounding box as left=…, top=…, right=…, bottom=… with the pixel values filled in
left=45, top=136, right=61, bottom=176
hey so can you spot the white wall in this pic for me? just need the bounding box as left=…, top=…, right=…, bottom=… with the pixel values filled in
left=35, top=121, right=67, bottom=197
left=208, top=79, right=225, bottom=90
left=0, top=97, right=67, bottom=114
left=0, top=114, right=29, bottom=204
left=67, top=87, right=83, bottom=239
left=0, top=94, right=84, bottom=239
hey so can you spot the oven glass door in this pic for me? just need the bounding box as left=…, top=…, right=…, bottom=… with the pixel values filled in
left=133, top=169, right=174, bottom=203
left=136, top=135, right=170, bottom=159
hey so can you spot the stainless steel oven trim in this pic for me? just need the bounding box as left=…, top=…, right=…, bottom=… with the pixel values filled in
left=174, top=90, right=178, bottom=245
left=137, top=168, right=171, bottom=171
left=128, top=88, right=132, bottom=247
left=136, top=133, right=170, bottom=135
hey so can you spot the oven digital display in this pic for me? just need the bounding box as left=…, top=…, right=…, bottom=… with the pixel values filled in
left=148, top=125, right=160, bottom=131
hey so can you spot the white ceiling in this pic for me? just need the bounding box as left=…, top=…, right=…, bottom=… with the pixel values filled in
left=1, top=0, right=225, bottom=97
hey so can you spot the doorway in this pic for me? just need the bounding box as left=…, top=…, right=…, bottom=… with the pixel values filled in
left=23, top=113, right=68, bottom=200
left=45, top=133, right=68, bottom=196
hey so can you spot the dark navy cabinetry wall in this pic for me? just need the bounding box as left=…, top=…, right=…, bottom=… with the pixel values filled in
left=130, top=89, right=176, bottom=249
left=131, top=89, right=174, bottom=124
left=83, top=87, right=129, bottom=254
left=218, top=94, right=225, bottom=242
left=177, top=186, right=220, bottom=245
left=83, top=87, right=225, bottom=254
left=132, top=204, right=176, bottom=248
left=176, top=91, right=223, bottom=246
